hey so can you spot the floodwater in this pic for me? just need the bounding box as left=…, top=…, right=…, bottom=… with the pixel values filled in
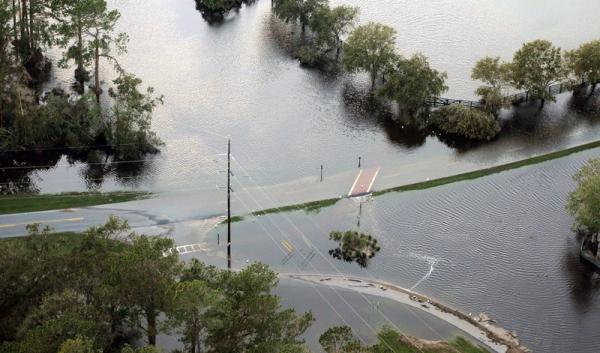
left=187, top=147, right=600, bottom=353
left=4, top=0, right=600, bottom=201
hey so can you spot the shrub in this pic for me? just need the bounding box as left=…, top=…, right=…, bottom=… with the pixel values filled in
left=294, top=45, right=323, bottom=67
left=429, top=104, right=500, bottom=141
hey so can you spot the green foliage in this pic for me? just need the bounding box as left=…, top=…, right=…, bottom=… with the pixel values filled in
left=295, top=45, right=322, bottom=66
left=319, top=326, right=365, bottom=353
left=107, top=73, right=164, bottom=160
left=510, top=40, right=565, bottom=102
left=471, top=56, right=511, bottom=89
left=273, top=0, right=328, bottom=32
left=429, top=105, right=500, bottom=141
left=0, top=219, right=313, bottom=353
left=196, top=0, right=244, bottom=14
left=342, top=22, right=398, bottom=87
left=379, top=53, right=448, bottom=114
left=329, top=230, right=381, bottom=268
left=309, top=5, right=359, bottom=52
left=58, top=336, right=101, bottom=353
left=565, top=40, right=600, bottom=88
left=118, top=232, right=180, bottom=345
left=474, top=86, right=509, bottom=114
left=182, top=260, right=314, bottom=353
left=567, top=158, right=600, bottom=235
left=15, top=290, right=110, bottom=353
left=167, top=280, right=218, bottom=353
left=471, top=57, right=511, bottom=113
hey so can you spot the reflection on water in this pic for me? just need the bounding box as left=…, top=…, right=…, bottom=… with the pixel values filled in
left=197, top=148, right=600, bottom=353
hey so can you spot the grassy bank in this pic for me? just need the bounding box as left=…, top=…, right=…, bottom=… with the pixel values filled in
left=250, top=198, right=340, bottom=217
left=0, top=191, right=151, bottom=215
left=239, top=140, right=600, bottom=218
left=373, top=139, right=600, bottom=196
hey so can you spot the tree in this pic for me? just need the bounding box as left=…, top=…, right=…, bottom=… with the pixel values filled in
left=566, top=40, right=600, bottom=93
left=379, top=53, right=448, bottom=115
left=81, top=1, right=128, bottom=103
left=273, top=0, right=327, bottom=33
left=15, top=290, right=111, bottom=353
left=309, top=5, right=359, bottom=59
left=118, top=232, right=180, bottom=346
left=168, top=280, right=218, bottom=353
left=510, top=40, right=565, bottom=107
left=342, top=22, right=398, bottom=88
left=319, top=326, right=365, bottom=353
left=567, top=158, right=600, bottom=257
left=183, top=260, right=314, bottom=353
left=107, top=73, right=164, bottom=160
left=471, top=56, right=511, bottom=113
left=51, top=0, right=107, bottom=84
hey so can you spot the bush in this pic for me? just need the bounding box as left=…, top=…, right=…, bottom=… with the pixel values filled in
left=294, top=45, right=323, bottom=67
left=429, top=104, right=500, bottom=141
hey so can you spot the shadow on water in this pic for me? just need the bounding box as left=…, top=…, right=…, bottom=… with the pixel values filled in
left=0, top=149, right=156, bottom=194
left=562, top=239, right=600, bottom=313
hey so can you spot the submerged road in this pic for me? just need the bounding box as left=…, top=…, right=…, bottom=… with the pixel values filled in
left=0, top=207, right=169, bottom=238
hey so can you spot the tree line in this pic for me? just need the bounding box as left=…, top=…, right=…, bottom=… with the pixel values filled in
left=472, top=39, right=600, bottom=111
left=270, top=1, right=600, bottom=141
left=0, top=0, right=162, bottom=160
left=0, top=217, right=489, bottom=353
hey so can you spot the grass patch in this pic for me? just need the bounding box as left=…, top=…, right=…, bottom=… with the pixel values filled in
left=251, top=198, right=340, bottom=217
left=221, top=215, right=245, bottom=224
left=0, top=191, right=151, bottom=215
left=373, top=139, right=600, bottom=196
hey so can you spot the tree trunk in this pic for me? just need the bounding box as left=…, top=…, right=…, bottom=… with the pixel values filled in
left=94, top=40, right=101, bottom=104
left=12, top=0, right=17, bottom=45
left=539, top=98, right=545, bottom=109
left=20, top=0, right=28, bottom=54
left=146, top=310, right=157, bottom=345
left=28, top=0, right=34, bottom=50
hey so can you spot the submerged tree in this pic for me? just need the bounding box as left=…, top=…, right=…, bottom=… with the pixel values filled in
left=342, top=22, right=398, bottom=88
left=273, top=0, right=327, bottom=33
left=471, top=56, right=512, bottom=113
left=567, top=158, right=600, bottom=258
left=379, top=53, right=448, bottom=116
left=107, top=73, right=164, bottom=160
left=309, top=5, right=358, bottom=59
left=510, top=40, right=565, bottom=107
left=51, top=0, right=105, bottom=84
left=329, top=230, right=381, bottom=268
left=565, top=40, right=600, bottom=93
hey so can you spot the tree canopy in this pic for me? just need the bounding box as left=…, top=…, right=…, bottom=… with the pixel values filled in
left=379, top=53, right=448, bottom=115
left=567, top=158, right=600, bottom=235
left=566, top=40, right=600, bottom=91
left=342, top=22, right=398, bottom=88
left=273, top=0, right=327, bottom=33
left=510, top=40, right=565, bottom=104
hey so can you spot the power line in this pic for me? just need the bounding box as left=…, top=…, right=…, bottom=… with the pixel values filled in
left=230, top=151, right=447, bottom=350
left=226, top=160, right=429, bottom=352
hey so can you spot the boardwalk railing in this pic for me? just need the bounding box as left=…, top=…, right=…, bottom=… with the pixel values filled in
left=427, top=80, right=590, bottom=109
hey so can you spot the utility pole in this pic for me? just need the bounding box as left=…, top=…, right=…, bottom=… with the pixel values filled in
left=227, top=138, right=232, bottom=270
